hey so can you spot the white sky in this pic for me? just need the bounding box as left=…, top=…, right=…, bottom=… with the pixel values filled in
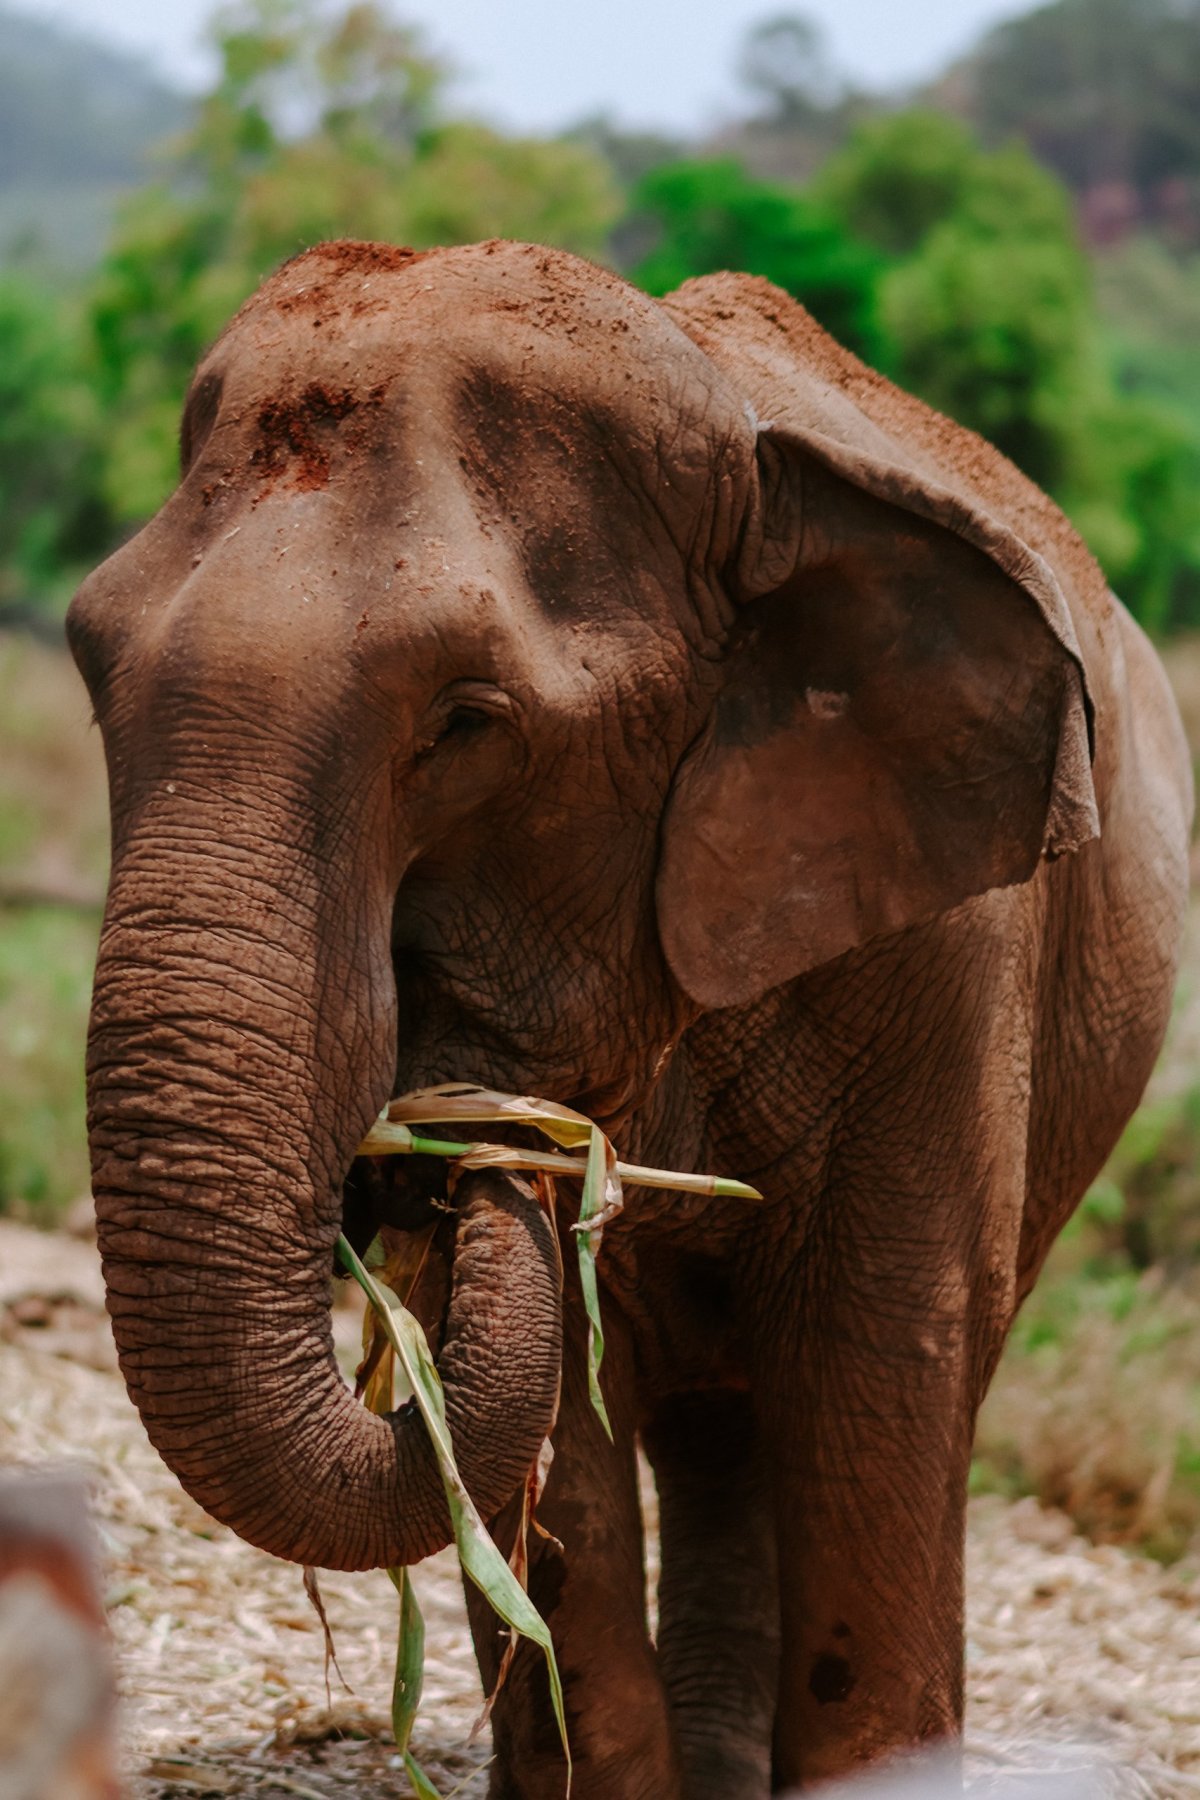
left=12, top=0, right=1032, bottom=133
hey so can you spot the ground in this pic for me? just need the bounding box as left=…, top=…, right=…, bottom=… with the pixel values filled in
left=3, top=1218, right=1199, bottom=1800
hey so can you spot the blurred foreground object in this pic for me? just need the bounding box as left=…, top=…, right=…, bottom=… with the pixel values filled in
left=811, top=1746, right=1120, bottom=1797
left=0, top=1468, right=119, bottom=1800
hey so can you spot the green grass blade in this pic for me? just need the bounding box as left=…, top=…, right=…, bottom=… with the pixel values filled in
left=386, top=1567, right=444, bottom=1799
left=344, top=1087, right=762, bottom=1787
left=402, top=1749, right=445, bottom=1800
left=337, top=1235, right=572, bottom=1789
left=387, top=1566, right=426, bottom=1756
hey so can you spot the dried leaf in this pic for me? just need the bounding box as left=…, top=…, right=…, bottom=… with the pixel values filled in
left=575, top=1126, right=616, bottom=1438
left=358, top=1090, right=763, bottom=1203
left=384, top=1086, right=594, bottom=1152
left=301, top=1566, right=350, bottom=1704
left=532, top=1436, right=555, bottom=1507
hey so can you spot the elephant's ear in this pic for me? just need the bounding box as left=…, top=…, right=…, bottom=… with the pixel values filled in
left=656, top=273, right=1099, bottom=1010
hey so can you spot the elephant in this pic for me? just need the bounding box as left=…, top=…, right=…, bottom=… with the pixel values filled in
left=67, top=237, right=1191, bottom=1799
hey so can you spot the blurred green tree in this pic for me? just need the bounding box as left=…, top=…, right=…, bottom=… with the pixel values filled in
left=629, top=157, right=889, bottom=366
left=0, top=280, right=107, bottom=611
left=815, top=110, right=977, bottom=256
left=814, top=113, right=1094, bottom=487
left=813, top=111, right=1200, bottom=625
left=91, top=0, right=620, bottom=524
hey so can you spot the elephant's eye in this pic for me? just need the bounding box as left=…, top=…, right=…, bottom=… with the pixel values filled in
left=413, top=679, right=518, bottom=770
left=439, top=704, right=492, bottom=745
left=415, top=703, right=493, bottom=763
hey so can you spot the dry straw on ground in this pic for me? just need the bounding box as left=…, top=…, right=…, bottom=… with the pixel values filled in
left=3, top=1219, right=1200, bottom=1798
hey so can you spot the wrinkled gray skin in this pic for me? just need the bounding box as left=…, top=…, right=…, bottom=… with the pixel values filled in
left=68, top=239, right=1192, bottom=1798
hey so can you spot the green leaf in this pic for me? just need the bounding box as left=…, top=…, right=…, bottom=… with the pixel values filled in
left=575, top=1127, right=614, bottom=1439
left=387, top=1565, right=425, bottom=1754
left=402, top=1748, right=445, bottom=1800
left=337, top=1234, right=572, bottom=1789
left=386, top=1566, right=443, bottom=1797
left=1082, top=1177, right=1126, bottom=1227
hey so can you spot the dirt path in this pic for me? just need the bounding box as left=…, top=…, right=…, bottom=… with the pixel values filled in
left=3, top=1220, right=1199, bottom=1798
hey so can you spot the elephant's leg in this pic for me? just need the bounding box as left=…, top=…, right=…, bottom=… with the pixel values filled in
left=713, top=899, right=1039, bottom=1790
left=758, top=1287, right=973, bottom=1792
left=466, top=1272, right=682, bottom=1800
left=754, top=1172, right=1016, bottom=1796
left=643, top=1388, right=779, bottom=1800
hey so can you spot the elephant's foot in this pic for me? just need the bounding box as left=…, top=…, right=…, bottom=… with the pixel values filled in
left=468, top=1492, right=682, bottom=1800
left=483, top=1694, right=680, bottom=1800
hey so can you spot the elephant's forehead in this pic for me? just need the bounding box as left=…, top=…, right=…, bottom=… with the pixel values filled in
left=204, top=238, right=730, bottom=448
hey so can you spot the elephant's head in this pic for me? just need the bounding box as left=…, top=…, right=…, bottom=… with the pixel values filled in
left=67, top=240, right=1096, bottom=1570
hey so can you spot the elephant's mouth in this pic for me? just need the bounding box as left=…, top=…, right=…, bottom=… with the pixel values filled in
left=334, top=1100, right=574, bottom=1447
left=338, top=1113, right=567, bottom=1270
left=341, top=1150, right=451, bottom=1257
left=338, top=1148, right=462, bottom=1364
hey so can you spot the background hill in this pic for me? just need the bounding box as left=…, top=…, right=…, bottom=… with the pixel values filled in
left=0, top=8, right=183, bottom=270
left=937, top=0, right=1200, bottom=250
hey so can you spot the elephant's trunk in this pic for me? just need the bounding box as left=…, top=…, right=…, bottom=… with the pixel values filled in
left=87, top=802, right=562, bottom=1571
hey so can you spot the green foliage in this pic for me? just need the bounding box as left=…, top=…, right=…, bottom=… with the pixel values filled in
left=1097, top=239, right=1200, bottom=405
left=973, top=919, right=1200, bottom=1561
left=1058, top=387, right=1200, bottom=632
left=0, top=635, right=107, bottom=1223
left=882, top=215, right=1088, bottom=490
left=630, top=157, right=889, bottom=366
left=815, top=111, right=979, bottom=257
left=0, top=905, right=97, bottom=1223
left=0, top=278, right=109, bottom=605
left=975, top=1250, right=1200, bottom=1560
left=815, top=115, right=1094, bottom=487
left=1091, top=240, right=1200, bottom=630
left=1078, top=1081, right=1200, bottom=1275
left=90, top=0, right=620, bottom=526
left=812, top=111, right=1200, bottom=625
left=627, top=107, right=1200, bottom=626
left=564, top=117, right=689, bottom=194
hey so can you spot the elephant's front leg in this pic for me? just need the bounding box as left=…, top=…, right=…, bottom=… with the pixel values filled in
left=465, top=1263, right=682, bottom=1800
left=755, top=1178, right=1016, bottom=1793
